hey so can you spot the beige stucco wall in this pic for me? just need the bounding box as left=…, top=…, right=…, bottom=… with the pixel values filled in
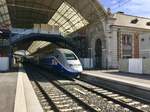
left=143, top=58, right=150, bottom=74
left=119, top=59, right=129, bottom=72
left=107, top=29, right=118, bottom=68
left=139, top=33, right=150, bottom=58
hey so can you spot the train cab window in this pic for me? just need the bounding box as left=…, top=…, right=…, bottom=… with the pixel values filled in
left=64, top=53, right=77, bottom=60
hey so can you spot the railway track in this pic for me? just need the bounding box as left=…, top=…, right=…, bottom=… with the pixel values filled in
left=74, top=79, right=150, bottom=112
left=25, top=66, right=150, bottom=112
left=31, top=76, right=91, bottom=112
left=26, top=67, right=97, bottom=112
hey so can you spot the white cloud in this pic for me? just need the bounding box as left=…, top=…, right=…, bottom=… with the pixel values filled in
left=111, top=0, right=118, bottom=4
left=99, top=0, right=150, bottom=17
left=113, top=0, right=150, bottom=17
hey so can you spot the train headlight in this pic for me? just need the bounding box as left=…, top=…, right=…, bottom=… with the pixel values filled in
left=69, top=64, right=81, bottom=67
left=69, top=64, right=74, bottom=67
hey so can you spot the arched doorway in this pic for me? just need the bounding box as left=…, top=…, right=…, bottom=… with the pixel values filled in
left=95, top=39, right=102, bottom=69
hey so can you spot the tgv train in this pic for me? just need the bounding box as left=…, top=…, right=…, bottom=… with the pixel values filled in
left=35, top=48, right=83, bottom=78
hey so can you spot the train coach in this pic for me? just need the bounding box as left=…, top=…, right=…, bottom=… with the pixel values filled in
left=34, top=48, right=83, bottom=78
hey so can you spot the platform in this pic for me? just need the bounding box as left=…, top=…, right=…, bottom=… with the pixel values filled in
left=0, top=68, right=43, bottom=112
left=81, top=70, right=150, bottom=102
left=14, top=68, right=43, bottom=112
left=0, top=71, right=17, bottom=112
left=83, top=70, right=150, bottom=89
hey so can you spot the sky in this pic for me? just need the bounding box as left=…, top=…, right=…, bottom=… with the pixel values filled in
left=99, top=0, right=150, bottom=18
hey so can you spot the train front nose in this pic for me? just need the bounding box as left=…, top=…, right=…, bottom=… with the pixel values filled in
left=67, top=61, right=83, bottom=72
left=75, top=65, right=83, bottom=72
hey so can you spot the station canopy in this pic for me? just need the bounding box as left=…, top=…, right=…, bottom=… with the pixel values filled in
left=1, top=0, right=107, bottom=53
left=0, top=0, right=11, bottom=29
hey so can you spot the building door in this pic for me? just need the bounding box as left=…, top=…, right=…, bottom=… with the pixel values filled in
left=95, top=39, right=102, bottom=69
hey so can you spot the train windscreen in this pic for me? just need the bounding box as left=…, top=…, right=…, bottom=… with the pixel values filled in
left=64, top=53, right=77, bottom=60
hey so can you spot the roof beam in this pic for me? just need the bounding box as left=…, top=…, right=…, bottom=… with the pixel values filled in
left=7, top=3, right=56, bottom=12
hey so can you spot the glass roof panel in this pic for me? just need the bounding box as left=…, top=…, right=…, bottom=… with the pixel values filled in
left=63, top=22, right=71, bottom=28
left=28, top=1, right=89, bottom=53
left=48, top=19, right=55, bottom=25
left=52, top=13, right=61, bottom=21
left=0, top=0, right=11, bottom=28
left=28, top=41, right=51, bottom=53
left=72, top=17, right=80, bottom=24
left=59, top=19, right=66, bottom=25
left=59, top=27, right=65, bottom=31
left=48, top=2, right=88, bottom=36
left=61, top=7, right=69, bottom=14
left=58, top=3, right=66, bottom=12
left=54, top=22, right=59, bottom=26
left=57, top=17, right=65, bottom=23
left=64, top=10, right=72, bottom=17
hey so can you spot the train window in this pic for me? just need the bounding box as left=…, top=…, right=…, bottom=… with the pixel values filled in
left=64, top=53, right=77, bottom=60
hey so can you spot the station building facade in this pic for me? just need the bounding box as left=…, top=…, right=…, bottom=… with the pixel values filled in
left=71, top=11, right=150, bottom=69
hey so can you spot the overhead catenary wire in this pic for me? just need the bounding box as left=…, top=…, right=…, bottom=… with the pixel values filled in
left=110, top=0, right=132, bottom=10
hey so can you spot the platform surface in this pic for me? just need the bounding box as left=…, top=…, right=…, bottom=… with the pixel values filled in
left=0, top=71, right=18, bottom=112
left=83, top=70, right=150, bottom=89
left=14, top=68, right=43, bottom=112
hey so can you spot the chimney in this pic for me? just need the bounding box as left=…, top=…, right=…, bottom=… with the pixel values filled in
left=117, top=11, right=124, bottom=14
left=107, top=8, right=112, bottom=15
